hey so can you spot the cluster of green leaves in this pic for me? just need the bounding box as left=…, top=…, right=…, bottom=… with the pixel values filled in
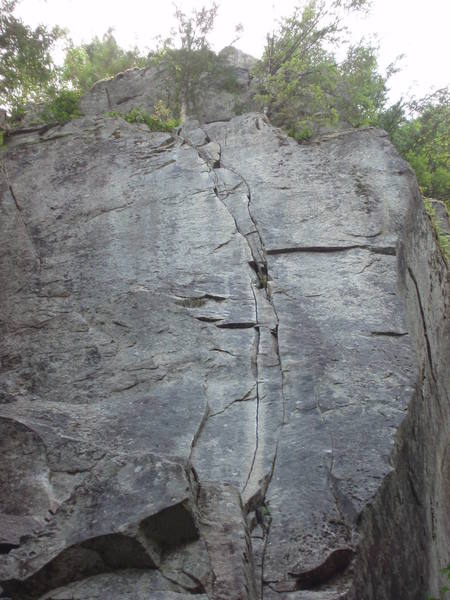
left=0, top=0, right=63, bottom=112
left=38, top=89, right=82, bottom=123
left=253, top=0, right=387, bottom=140
left=381, top=88, right=449, bottom=201
left=423, top=199, right=450, bottom=264
left=0, top=3, right=148, bottom=119
left=62, top=28, right=147, bottom=93
left=1, top=1, right=238, bottom=128
left=109, top=101, right=180, bottom=133
left=428, top=563, right=450, bottom=600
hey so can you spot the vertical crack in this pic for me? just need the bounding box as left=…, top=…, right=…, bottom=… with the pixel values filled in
left=407, top=267, right=437, bottom=384
left=179, top=124, right=287, bottom=596
left=189, top=398, right=210, bottom=466
left=105, top=86, right=113, bottom=111
left=1, top=158, right=42, bottom=271
left=271, top=324, right=287, bottom=425
left=181, top=120, right=285, bottom=472
left=242, top=321, right=260, bottom=497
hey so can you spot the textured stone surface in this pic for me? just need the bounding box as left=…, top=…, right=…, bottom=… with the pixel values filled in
left=0, top=106, right=448, bottom=600
left=79, top=47, right=256, bottom=124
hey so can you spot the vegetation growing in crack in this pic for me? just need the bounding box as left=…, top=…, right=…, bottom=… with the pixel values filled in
left=108, top=102, right=180, bottom=132
left=423, top=199, right=450, bottom=264
left=428, top=564, right=450, bottom=600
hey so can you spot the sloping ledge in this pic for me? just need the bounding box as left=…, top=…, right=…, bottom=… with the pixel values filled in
left=351, top=181, right=450, bottom=598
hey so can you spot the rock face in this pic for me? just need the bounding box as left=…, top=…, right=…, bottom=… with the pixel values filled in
left=0, top=100, right=448, bottom=599
left=79, top=47, right=256, bottom=124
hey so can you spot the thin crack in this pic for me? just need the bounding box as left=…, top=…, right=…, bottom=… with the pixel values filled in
left=1, top=159, right=42, bottom=271
left=83, top=201, right=134, bottom=222
left=209, top=347, right=239, bottom=357
left=189, top=399, right=211, bottom=464
left=209, top=385, right=257, bottom=417
left=242, top=324, right=261, bottom=497
left=105, top=86, right=113, bottom=110
left=407, top=267, right=436, bottom=384
left=211, top=233, right=237, bottom=253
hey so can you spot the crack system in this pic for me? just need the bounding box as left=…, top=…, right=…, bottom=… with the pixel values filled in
left=178, top=124, right=287, bottom=597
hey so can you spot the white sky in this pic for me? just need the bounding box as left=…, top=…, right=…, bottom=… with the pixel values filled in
left=16, top=0, right=450, bottom=103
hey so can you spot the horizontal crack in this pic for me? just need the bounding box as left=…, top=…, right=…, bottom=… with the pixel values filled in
left=216, top=322, right=256, bottom=330
left=266, top=244, right=396, bottom=255
left=195, top=316, right=223, bottom=323
left=5, top=122, right=59, bottom=137
left=209, top=347, right=239, bottom=357
left=370, top=330, right=408, bottom=337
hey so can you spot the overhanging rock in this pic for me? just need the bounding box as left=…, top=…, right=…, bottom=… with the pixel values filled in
left=0, top=110, right=448, bottom=599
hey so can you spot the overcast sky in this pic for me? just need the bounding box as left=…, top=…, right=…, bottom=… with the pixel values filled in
left=16, top=0, right=449, bottom=103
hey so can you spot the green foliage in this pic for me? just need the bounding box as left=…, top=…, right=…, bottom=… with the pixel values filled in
left=428, top=563, right=450, bottom=600
left=109, top=102, right=180, bottom=133
left=336, top=43, right=387, bottom=126
left=39, top=89, right=82, bottom=123
left=62, top=29, right=147, bottom=93
left=385, top=88, right=449, bottom=201
left=423, top=199, right=450, bottom=264
left=0, top=0, right=63, bottom=112
left=253, top=0, right=386, bottom=139
left=2, top=3, right=236, bottom=125
left=147, top=3, right=238, bottom=118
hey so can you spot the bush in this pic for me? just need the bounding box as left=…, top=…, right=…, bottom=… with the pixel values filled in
left=39, top=89, right=82, bottom=123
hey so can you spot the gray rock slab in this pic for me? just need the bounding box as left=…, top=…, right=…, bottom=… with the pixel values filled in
left=38, top=569, right=209, bottom=599
left=1, top=109, right=446, bottom=599
left=204, top=116, right=419, bottom=591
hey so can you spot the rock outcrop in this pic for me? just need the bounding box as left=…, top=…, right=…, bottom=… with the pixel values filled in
left=0, top=81, right=448, bottom=599
left=79, top=47, right=256, bottom=124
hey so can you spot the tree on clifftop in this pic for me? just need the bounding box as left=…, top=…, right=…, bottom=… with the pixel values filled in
left=254, top=0, right=389, bottom=139
left=381, top=88, right=450, bottom=201
left=0, top=0, right=62, bottom=113
left=148, top=3, right=238, bottom=119
left=62, top=29, right=147, bottom=93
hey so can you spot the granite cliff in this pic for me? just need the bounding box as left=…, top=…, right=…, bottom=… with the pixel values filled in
left=0, top=54, right=448, bottom=599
